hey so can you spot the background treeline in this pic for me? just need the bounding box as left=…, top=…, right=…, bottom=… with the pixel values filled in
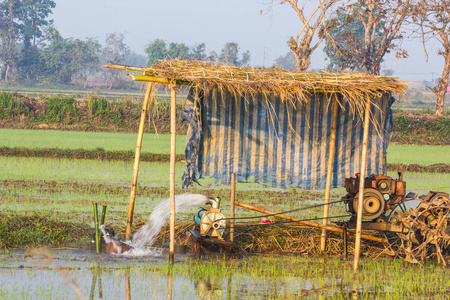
left=1, top=90, right=449, bottom=145
left=0, top=0, right=250, bottom=89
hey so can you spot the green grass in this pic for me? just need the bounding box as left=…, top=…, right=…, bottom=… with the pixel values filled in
left=388, top=143, right=450, bottom=165
left=0, top=156, right=185, bottom=185
left=2, top=129, right=450, bottom=165
left=0, top=128, right=186, bottom=154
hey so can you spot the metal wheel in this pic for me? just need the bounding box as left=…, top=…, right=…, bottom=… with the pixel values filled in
left=200, top=211, right=226, bottom=238
left=352, top=188, right=386, bottom=220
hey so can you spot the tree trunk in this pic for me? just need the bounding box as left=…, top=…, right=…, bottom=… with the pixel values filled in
left=0, top=66, right=5, bottom=81
left=1, top=65, right=11, bottom=82
left=294, top=51, right=312, bottom=72
left=435, top=54, right=450, bottom=117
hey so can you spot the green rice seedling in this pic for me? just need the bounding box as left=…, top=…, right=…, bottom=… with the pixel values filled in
left=0, top=128, right=186, bottom=154
left=387, top=143, right=450, bottom=165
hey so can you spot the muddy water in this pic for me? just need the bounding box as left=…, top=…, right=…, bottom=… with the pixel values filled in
left=0, top=249, right=354, bottom=299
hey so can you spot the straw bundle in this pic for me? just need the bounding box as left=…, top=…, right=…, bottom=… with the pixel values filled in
left=104, top=59, right=408, bottom=110
left=151, top=221, right=391, bottom=257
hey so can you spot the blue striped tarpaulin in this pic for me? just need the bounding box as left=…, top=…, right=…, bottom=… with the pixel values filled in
left=182, top=88, right=393, bottom=189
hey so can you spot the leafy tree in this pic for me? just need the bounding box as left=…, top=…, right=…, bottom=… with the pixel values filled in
left=273, top=52, right=296, bottom=70
left=218, top=42, right=250, bottom=67
left=144, top=39, right=168, bottom=66
left=267, top=0, right=339, bottom=71
left=16, top=0, right=55, bottom=80
left=167, top=42, right=190, bottom=60
left=144, top=39, right=223, bottom=66
left=124, top=50, right=146, bottom=67
left=101, top=32, right=130, bottom=88
left=42, top=30, right=100, bottom=84
left=13, top=0, right=55, bottom=47
left=322, top=0, right=412, bottom=75
left=189, top=43, right=207, bottom=61
left=0, top=0, right=55, bottom=81
left=322, top=3, right=386, bottom=71
left=102, top=32, right=130, bottom=64
left=381, top=68, right=394, bottom=76
left=0, top=1, right=18, bottom=81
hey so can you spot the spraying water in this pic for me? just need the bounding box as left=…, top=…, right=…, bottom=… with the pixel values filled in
left=131, top=193, right=208, bottom=249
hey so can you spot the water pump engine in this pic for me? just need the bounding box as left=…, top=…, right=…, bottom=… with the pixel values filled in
left=342, top=172, right=406, bottom=220
left=194, top=197, right=226, bottom=239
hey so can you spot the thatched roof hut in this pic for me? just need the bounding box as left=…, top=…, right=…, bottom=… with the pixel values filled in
left=106, top=60, right=408, bottom=189
left=105, top=60, right=408, bottom=266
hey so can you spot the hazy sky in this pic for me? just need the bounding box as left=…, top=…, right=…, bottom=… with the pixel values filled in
left=52, top=0, right=445, bottom=83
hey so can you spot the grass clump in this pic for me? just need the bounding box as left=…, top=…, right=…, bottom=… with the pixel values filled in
left=0, top=213, right=92, bottom=249
left=0, top=90, right=29, bottom=119
left=391, top=113, right=450, bottom=145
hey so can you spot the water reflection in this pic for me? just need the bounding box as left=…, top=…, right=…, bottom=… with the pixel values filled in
left=0, top=249, right=447, bottom=299
left=89, top=268, right=103, bottom=300
left=125, top=270, right=131, bottom=300
left=167, top=267, right=173, bottom=300
left=196, top=277, right=224, bottom=300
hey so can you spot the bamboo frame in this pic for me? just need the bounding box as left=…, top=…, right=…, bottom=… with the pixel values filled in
left=103, top=61, right=400, bottom=263
left=353, top=96, right=372, bottom=271
left=235, top=200, right=388, bottom=244
left=320, top=97, right=339, bottom=252
left=169, top=87, right=177, bottom=264
left=230, top=173, right=236, bottom=242
left=126, top=82, right=153, bottom=239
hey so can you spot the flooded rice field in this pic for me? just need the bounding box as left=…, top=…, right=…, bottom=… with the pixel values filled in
left=1, top=248, right=449, bottom=299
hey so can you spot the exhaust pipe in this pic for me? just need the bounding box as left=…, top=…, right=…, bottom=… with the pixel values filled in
left=205, top=197, right=221, bottom=209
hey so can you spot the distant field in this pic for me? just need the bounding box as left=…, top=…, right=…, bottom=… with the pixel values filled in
left=0, top=128, right=186, bottom=154
left=1, top=128, right=449, bottom=165
left=387, top=144, right=450, bottom=165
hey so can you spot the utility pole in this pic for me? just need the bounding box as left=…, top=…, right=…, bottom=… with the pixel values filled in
left=263, top=46, right=268, bottom=68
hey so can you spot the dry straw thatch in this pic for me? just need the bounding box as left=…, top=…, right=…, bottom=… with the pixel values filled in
left=151, top=220, right=390, bottom=257
left=105, top=59, right=408, bottom=109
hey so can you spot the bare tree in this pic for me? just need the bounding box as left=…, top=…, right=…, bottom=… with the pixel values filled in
left=413, top=1, right=450, bottom=116
left=268, top=0, right=339, bottom=71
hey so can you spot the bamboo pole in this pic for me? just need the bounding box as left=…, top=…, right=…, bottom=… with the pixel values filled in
left=169, top=87, right=177, bottom=264
left=353, top=96, right=372, bottom=271
left=234, top=200, right=388, bottom=244
left=320, top=97, right=339, bottom=252
left=100, top=205, right=107, bottom=226
left=230, top=173, right=236, bottom=242
left=93, top=203, right=100, bottom=254
left=125, top=82, right=153, bottom=239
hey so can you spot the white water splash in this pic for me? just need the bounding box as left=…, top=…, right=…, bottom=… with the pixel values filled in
left=131, top=193, right=208, bottom=249
left=99, top=225, right=163, bottom=257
